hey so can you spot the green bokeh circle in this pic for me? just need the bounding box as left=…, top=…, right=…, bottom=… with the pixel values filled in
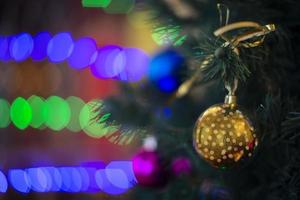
left=27, top=95, right=47, bottom=129
left=82, top=0, right=112, bottom=8
left=66, top=96, right=85, bottom=132
left=10, top=97, right=32, bottom=130
left=103, top=0, right=134, bottom=14
left=0, top=98, right=11, bottom=128
left=44, top=96, right=71, bottom=131
left=79, top=100, right=118, bottom=138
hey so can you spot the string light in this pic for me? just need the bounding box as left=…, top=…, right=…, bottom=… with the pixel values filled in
left=0, top=32, right=149, bottom=82
left=1, top=96, right=118, bottom=138
left=3, top=160, right=137, bottom=194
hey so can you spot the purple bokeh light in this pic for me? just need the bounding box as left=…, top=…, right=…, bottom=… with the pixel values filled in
left=0, top=171, right=8, bottom=193
left=95, top=169, right=128, bottom=195
left=67, top=37, right=98, bottom=69
left=31, top=32, right=52, bottom=61
left=47, top=32, right=74, bottom=63
left=0, top=36, right=14, bottom=61
left=90, top=45, right=125, bottom=78
left=118, top=48, right=149, bottom=82
left=9, top=33, right=34, bottom=62
left=9, top=169, right=31, bottom=193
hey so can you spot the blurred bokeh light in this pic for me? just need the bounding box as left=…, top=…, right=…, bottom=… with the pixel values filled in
left=0, top=0, right=160, bottom=199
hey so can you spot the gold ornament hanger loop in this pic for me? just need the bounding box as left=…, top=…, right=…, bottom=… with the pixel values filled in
left=214, top=21, right=276, bottom=50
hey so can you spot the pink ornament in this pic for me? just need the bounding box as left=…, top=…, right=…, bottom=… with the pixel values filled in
left=171, top=157, right=192, bottom=176
left=132, top=150, right=165, bottom=187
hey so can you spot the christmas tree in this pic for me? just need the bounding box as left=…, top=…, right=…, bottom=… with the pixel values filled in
left=103, top=0, right=300, bottom=199
left=0, top=0, right=300, bottom=200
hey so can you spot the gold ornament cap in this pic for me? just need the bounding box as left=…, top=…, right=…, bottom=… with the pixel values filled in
left=225, top=95, right=237, bottom=105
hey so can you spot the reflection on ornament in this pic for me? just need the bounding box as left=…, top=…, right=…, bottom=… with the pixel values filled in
left=193, top=100, right=258, bottom=169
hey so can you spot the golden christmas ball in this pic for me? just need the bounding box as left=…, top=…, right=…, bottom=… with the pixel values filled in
left=193, top=98, right=258, bottom=169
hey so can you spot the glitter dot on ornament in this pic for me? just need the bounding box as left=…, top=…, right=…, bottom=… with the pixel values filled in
left=193, top=102, right=258, bottom=169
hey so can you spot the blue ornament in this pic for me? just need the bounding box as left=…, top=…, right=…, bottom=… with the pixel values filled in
left=148, top=49, right=184, bottom=93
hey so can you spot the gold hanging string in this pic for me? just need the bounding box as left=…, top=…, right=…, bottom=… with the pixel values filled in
left=175, top=20, right=276, bottom=98
left=217, top=3, right=230, bottom=26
